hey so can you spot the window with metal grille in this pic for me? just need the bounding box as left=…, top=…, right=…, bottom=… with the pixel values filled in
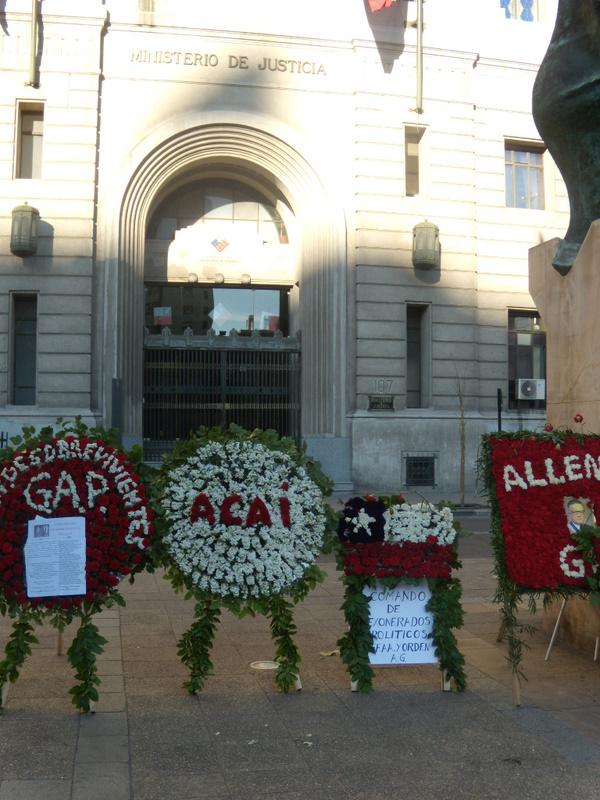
left=404, top=452, right=437, bottom=487
left=142, top=341, right=301, bottom=460
left=505, top=142, right=545, bottom=209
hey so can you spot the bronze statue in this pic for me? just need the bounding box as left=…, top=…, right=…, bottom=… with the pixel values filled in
left=532, top=0, right=600, bottom=274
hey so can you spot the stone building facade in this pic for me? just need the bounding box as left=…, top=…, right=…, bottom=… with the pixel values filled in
left=0, top=0, right=567, bottom=497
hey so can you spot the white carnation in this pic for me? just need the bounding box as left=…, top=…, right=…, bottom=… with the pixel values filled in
left=163, top=440, right=326, bottom=598
left=383, top=501, right=456, bottom=546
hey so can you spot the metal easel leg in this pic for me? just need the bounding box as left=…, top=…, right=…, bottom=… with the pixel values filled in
left=544, top=597, right=568, bottom=662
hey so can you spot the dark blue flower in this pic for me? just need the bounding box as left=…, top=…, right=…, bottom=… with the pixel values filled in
left=337, top=496, right=385, bottom=544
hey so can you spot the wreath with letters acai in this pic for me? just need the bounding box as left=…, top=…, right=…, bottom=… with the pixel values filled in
left=157, top=425, right=335, bottom=694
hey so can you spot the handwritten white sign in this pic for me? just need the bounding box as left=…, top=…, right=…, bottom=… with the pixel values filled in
left=24, top=516, right=86, bottom=597
left=365, top=579, right=438, bottom=665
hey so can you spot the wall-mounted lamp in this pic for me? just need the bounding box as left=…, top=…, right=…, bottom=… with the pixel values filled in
left=214, top=272, right=225, bottom=285
left=412, top=220, right=440, bottom=269
left=187, top=272, right=199, bottom=283
left=240, top=273, right=251, bottom=285
left=11, top=203, right=39, bottom=257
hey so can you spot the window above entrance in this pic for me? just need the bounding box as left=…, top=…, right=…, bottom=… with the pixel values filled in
left=144, top=284, right=289, bottom=337
left=145, top=178, right=294, bottom=285
left=147, top=179, right=289, bottom=244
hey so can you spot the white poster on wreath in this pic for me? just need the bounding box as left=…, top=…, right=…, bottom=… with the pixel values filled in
left=365, top=579, right=438, bottom=665
left=24, top=516, right=86, bottom=597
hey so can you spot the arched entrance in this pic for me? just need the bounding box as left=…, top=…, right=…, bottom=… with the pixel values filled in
left=142, top=175, right=301, bottom=458
left=115, top=123, right=348, bottom=476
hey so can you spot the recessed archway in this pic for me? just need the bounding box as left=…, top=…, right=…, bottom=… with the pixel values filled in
left=116, top=123, right=348, bottom=450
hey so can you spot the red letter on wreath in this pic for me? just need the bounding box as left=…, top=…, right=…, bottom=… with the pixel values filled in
left=246, top=497, right=272, bottom=527
left=220, top=494, right=243, bottom=525
left=190, top=492, right=215, bottom=525
left=279, top=497, right=291, bottom=529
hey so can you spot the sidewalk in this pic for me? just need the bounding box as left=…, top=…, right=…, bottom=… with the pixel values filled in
left=1, top=517, right=600, bottom=800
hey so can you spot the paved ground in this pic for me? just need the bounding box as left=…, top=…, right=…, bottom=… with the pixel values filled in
left=2, top=509, right=600, bottom=799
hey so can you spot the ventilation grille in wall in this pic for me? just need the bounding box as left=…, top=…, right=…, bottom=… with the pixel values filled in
left=403, top=452, right=437, bottom=488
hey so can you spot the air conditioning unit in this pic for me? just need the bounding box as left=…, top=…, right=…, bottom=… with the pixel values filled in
left=517, top=378, right=546, bottom=401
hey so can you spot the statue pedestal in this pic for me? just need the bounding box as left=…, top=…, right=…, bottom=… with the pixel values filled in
left=529, top=222, right=600, bottom=653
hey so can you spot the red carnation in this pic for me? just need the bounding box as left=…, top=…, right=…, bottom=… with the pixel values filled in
left=574, top=413, right=584, bottom=424
left=544, top=423, right=554, bottom=432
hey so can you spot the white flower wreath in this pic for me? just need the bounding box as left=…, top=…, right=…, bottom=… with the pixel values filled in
left=162, top=440, right=326, bottom=598
left=383, top=502, right=456, bottom=546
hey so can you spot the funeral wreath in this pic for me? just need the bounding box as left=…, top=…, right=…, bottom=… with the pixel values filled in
left=0, top=418, right=154, bottom=711
left=336, top=495, right=466, bottom=692
left=157, top=425, right=335, bottom=693
left=480, top=427, right=600, bottom=689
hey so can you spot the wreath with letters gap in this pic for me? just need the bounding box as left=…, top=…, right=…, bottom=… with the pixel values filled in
left=0, top=418, right=154, bottom=712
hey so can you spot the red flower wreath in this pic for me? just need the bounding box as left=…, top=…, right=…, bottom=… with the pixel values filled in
left=337, top=497, right=457, bottom=579
left=488, top=435, right=600, bottom=590
left=0, top=436, right=153, bottom=610
left=342, top=541, right=455, bottom=580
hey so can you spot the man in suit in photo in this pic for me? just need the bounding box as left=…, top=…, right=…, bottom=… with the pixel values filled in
left=565, top=499, right=593, bottom=533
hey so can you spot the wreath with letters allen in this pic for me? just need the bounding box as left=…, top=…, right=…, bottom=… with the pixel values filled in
left=335, top=495, right=466, bottom=692
left=156, top=425, right=335, bottom=695
left=481, top=427, right=600, bottom=697
left=0, top=418, right=154, bottom=712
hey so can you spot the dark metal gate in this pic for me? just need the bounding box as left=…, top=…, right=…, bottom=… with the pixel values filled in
left=143, top=331, right=301, bottom=460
